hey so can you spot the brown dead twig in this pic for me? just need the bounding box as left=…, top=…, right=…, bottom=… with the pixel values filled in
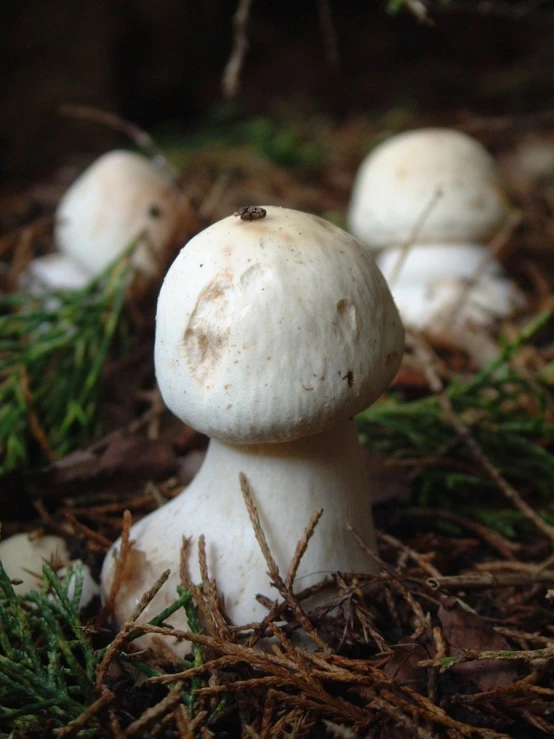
left=58, top=104, right=179, bottom=183
left=222, top=0, right=342, bottom=99
left=420, top=644, right=554, bottom=671
left=95, top=509, right=134, bottom=628
left=445, top=210, right=523, bottom=328
left=408, top=331, right=554, bottom=544
left=222, top=0, right=256, bottom=98
left=54, top=690, right=115, bottom=738
left=348, top=524, right=431, bottom=636
left=404, top=507, right=518, bottom=560
left=428, top=570, right=554, bottom=590
left=239, top=471, right=328, bottom=651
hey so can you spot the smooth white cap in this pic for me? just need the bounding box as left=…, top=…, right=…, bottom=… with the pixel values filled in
left=55, top=150, right=183, bottom=281
left=155, top=206, right=404, bottom=443
left=347, top=128, right=511, bottom=248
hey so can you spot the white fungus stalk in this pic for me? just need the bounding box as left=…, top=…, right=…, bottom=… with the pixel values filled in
left=347, top=128, right=525, bottom=357
left=101, top=205, right=404, bottom=652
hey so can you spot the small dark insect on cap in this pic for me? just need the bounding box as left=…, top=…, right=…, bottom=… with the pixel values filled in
left=234, top=205, right=267, bottom=221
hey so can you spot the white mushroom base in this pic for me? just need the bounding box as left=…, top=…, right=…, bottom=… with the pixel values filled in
left=377, top=243, right=525, bottom=348
left=101, top=419, right=377, bottom=653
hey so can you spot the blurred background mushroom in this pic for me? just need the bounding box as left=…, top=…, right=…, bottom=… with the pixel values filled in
left=347, top=128, right=526, bottom=361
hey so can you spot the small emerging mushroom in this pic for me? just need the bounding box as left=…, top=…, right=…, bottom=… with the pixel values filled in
left=347, top=128, right=525, bottom=358
left=20, top=150, right=189, bottom=295
left=0, top=532, right=99, bottom=609
left=101, top=205, right=404, bottom=650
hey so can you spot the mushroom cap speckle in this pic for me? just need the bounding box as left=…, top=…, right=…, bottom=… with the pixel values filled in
left=55, top=150, right=182, bottom=280
left=347, top=128, right=511, bottom=248
left=155, top=206, right=404, bottom=444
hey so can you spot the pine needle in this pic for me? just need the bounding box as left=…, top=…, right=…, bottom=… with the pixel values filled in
left=0, top=252, right=132, bottom=474
left=357, top=312, right=554, bottom=538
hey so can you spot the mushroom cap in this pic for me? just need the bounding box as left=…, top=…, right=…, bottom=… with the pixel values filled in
left=155, top=206, right=404, bottom=444
left=17, top=252, right=91, bottom=295
left=55, top=150, right=182, bottom=280
left=0, top=533, right=69, bottom=594
left=347, top=128, right=511, bottom=248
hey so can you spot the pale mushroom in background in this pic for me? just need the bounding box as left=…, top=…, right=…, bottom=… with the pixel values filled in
left=0, top=532, right=99, bottom=609
left=101, top=205, right=404, bottom=652
left=347, top=128, right=525, bottom=359
left=19, top=150, right=189, bottom=295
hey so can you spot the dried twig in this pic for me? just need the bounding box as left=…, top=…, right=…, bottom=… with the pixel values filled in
left=388, top=187, right=443, bottom=286
left=95, top=510, right=133, bottom=626
left=445, top=210, right=522, bottom=328
left=318, top=0, right=340, bottom=72
left=58, top=104, right=179, bottom=182
left=428, top=571, right=554, bottom=590
left=285, top=508, right=324, bottom=590
left=408, top=332, right=554, bottom=544
left=239, top=472, right=328, bottom=650
left=420, top=645, right=554, bottom=670
left=404, top=507, right=518, bottom=560
left=377, top=531, right=442, bottom=578
left=222, top=0, right=255, bottom=98
left=54, top=690, right=115, bottom=738
left=348, top=524, right=430, bottom=634
left=125, top=683, right=184, bottom=736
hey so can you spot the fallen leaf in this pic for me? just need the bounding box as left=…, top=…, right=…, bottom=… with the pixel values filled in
left=384, top=642, right=436, bottom=690
left=438, top=598, right=518, bottom=692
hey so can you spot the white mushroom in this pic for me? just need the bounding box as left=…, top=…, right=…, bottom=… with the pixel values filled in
left=101, top=205, right=404, bottom=650
left=0, top=532, right=99, bottom=609
left=347, top=128, right=525, bottom=355
left=18, top=253, right=92, bottom=295
left=19, top=150, right=187, bottom=294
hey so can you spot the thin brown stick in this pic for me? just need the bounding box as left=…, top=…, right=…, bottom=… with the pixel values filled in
left=366, top=693, right=437, bottom=739
left=348, top=524, right=430, bottom=634
left=408, top=331, right=554, bottom=543
left=19, top=366, right=58, bottom=462
left=285, top=508, right=324, bottom=589
left=420, top=645, right=554, bottom=671
left=318, top=0, right=340, bottom=72
left=63, top=512, right=113, bottom=550
left=197, top=534, right=232, bottom=640
left=130, top=569, right=171, bottom=622
left=95, top=510, right=133, bottom=626
left=388, top=187, right=443, bottom=286
left=95, top=569, right=171, bottom=690
left=404, top=507, right=518, bottom=560
left=428, top=570, right=554, bottom=590
left=450, top=669, right=548, bottom=704
left=173, top=704, right=194, bottom=739
left=222, top=0, right=255, bottom=98
left=54, top=690, right=114, bottom=737
left=377, top=531, right=442, bottom=578
left=445, top=210, right=522, bottom=328
left=58, top=104, right=179, bottom=182
left=125, top=683, right=183, bottom=736
left=239, top=472, right=328, bottom=650
left=379, top=688, right=507, bottom=739
left=108, top=709, right=126, bottom=739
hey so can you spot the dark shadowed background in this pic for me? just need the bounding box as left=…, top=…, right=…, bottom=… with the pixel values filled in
left=2, top=0, right=554, bottom=175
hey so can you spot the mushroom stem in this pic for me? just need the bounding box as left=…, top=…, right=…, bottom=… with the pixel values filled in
left=377, top=242, right=525, bottom=365
left=103, top=419, right=376, bottom=634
